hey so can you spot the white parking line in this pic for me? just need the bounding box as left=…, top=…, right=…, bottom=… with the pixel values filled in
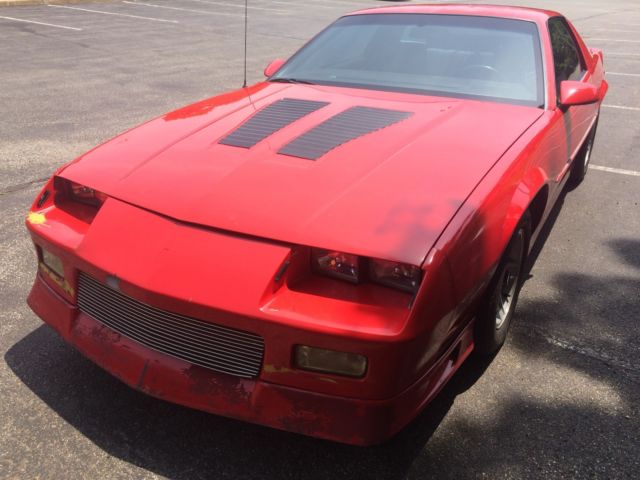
left=587, top=38, right=640, bottom=43
left=0, top=15, right=82, bottom=31
left=585, top=29, right=639, bottom=34
left=607, top=52, right=640, bottom=57
left=590, top=165, right=640, bottom=177
left=261, top=0, right=363, bottom=6
left=123, top=1, right=244, bottom=18
left=607, top=72, right=640, bottom=77
left=602, top=104, right=640, bottom=111
left=49, top=4, right=178, bottom=24
left=267, top=0, right=341, bottom=9
left=602, top=23, right=640, bottom=29
left=182, top=0, right=286, bottom=13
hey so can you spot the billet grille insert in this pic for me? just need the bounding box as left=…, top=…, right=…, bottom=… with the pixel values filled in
left=278, top=106, right=412, bottom=160
left=219, top=98, right=329, bottom=148
left=77, top=272, right=264, bottom=378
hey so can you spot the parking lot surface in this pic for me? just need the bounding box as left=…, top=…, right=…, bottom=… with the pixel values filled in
left=1, top=0, right=639, bottom=478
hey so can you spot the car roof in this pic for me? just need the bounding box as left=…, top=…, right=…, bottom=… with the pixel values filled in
left=350, top=3, right=561, bottom=23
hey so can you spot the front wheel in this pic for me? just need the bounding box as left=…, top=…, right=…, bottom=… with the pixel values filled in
left=475, top=212, right=531, bottom=355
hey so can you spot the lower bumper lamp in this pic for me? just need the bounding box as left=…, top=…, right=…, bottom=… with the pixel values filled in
left=294, top=345, right=367, bottom=378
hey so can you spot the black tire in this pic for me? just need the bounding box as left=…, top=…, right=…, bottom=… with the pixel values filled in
left=475, top=211, right=531, bottom=355
left=569, top=116, right=599, bottom=188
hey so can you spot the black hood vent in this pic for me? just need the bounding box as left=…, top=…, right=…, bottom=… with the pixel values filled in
left=278, top=106, right=412, bottom=160
left=219, top=98, right=328, bottom=148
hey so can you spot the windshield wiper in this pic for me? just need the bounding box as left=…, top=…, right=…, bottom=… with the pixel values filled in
left=270, top=78, right=315, bottom=85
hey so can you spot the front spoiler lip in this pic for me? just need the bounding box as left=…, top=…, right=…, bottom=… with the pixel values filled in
left=27, top=272, right=473, bottom=446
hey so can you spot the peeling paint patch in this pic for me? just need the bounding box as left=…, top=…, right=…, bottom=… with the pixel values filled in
left=316, top=376, right=338, bottom=384
left=263, top=364, right=295, bottom=374
left=39, top=262, right=75, bottom=297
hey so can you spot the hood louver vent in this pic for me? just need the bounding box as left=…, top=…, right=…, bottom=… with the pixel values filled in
left=278, top=106, right=412, bottom=160
left=219, top=98, right=328, bottom=148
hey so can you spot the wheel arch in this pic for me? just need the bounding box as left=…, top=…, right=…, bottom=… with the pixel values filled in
left=526, top=184, right=549, bottom=237
left=498, top=166, right=549, bottom=255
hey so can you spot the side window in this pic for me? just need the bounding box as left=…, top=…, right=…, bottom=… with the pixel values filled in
left=548, top=17, right=586, bottom=94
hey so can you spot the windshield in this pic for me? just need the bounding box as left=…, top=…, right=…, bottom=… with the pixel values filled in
left=271, top=14, right=544, bottom=108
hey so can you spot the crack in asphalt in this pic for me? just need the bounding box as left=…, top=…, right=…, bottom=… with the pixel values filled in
left=522, top=326, right=640, bottom=378
left=0, top=177, right=49, bottom=196
left=571, top=8, right=627, bottom=22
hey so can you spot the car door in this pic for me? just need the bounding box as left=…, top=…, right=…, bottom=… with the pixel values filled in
left=548, top=16, right=595, bottom=179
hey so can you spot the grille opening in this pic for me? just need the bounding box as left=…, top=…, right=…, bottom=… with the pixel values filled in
left=77, top=272, right=264, bottom=378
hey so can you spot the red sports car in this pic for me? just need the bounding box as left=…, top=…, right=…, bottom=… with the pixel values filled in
left=26, top=4, right=606, bottom=445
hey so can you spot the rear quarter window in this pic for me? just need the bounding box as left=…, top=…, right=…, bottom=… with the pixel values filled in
left=548, top=17, right=586, bottom=93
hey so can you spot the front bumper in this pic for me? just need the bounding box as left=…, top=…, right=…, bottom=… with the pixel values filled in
left=28, top=272, right=473, bottom=445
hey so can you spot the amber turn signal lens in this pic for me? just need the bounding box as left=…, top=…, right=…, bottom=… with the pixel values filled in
left=294, top=345, right=367, bottom=378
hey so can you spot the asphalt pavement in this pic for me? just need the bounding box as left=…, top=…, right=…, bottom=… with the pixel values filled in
left=1, top=0, right=639, bottom=478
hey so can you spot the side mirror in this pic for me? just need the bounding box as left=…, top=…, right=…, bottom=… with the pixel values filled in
left=559, top=80, right=600, bottom=106
left=264, top=58, right=286, bottom=78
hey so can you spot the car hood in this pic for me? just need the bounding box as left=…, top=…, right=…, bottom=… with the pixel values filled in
left=60, top=82, right=543, bottom=265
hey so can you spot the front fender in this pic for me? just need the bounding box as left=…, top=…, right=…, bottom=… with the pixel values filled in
left=430, top=115, right=550, bottom=317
